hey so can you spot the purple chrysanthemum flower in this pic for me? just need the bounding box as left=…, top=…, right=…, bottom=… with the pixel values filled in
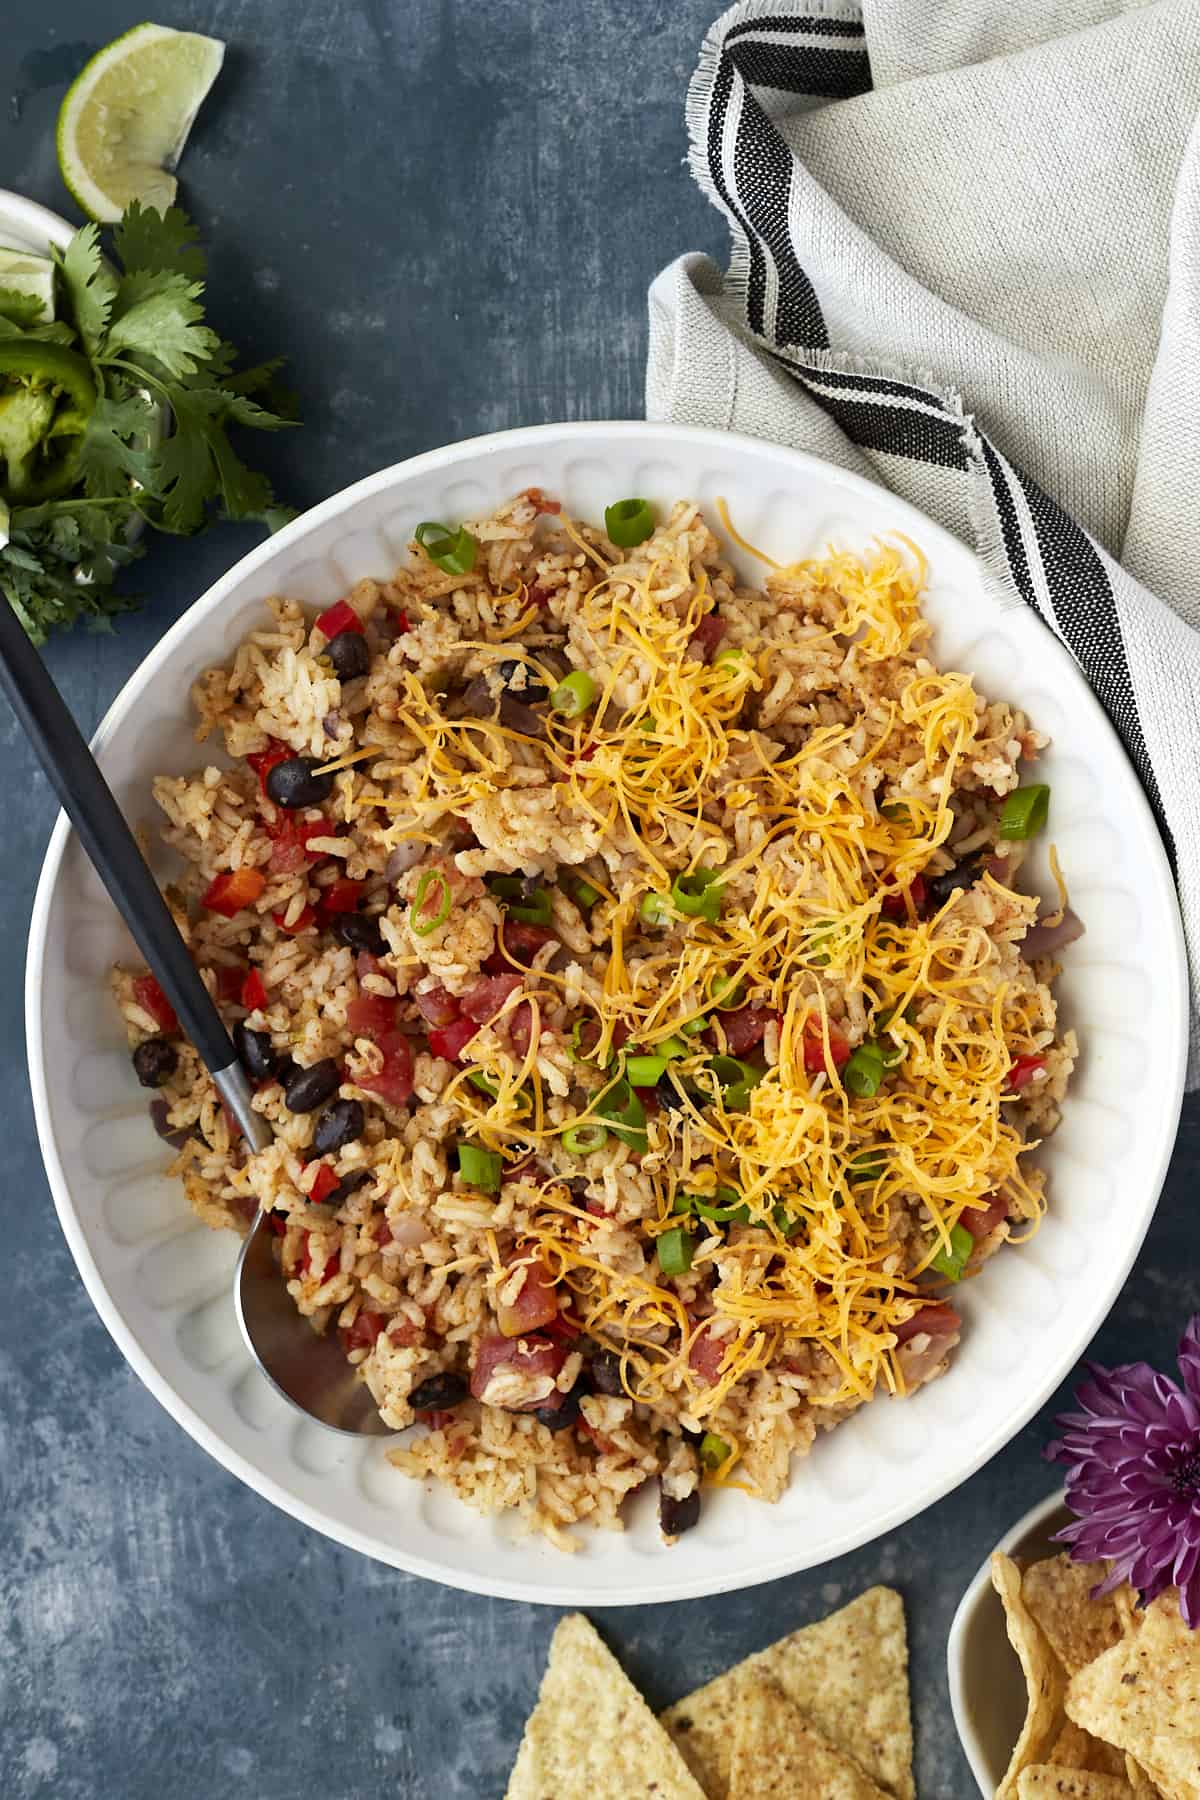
left=1046, top=1315, right=1200, bottom=1628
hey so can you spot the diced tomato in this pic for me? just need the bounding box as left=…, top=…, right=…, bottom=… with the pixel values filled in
left=497, top=1251, right=560, bottom=1338
left=541, top=1308, right=582, bottom=1343
left=414, top=984, right=462, bottom=1028
left=687, top=614, right=727, bottom=661
left=501, top=1155, right=535, bottom=1184
left=960, top=1196, right=1009, bottom=1240
left=428, top=1016, right=480, bottom=1062
left=392, top=608, right=411, bottom=634
left=240, top=968, right=269, bottom=1011
left=500, top=920, right=557, bottom=963
left=339, top=1311, right=386, bottom=1355
left=893, top=1301, right=962, bottom=1345
left=203, top=867, right=266, bottom=918
left=423, top=1409, right=458, bottom=1431
left=358, top=1031, right=415, bottom=1107
left=315, top=598, right=364, bottom=640
left=356, top=952, right=387, bottom=982
left=718, top=1004, right=774, bottom=1056
left=633, top=1086, right=659, bottom=1112
left=305, top=1162, right=340, bottom=1205
left=881, top=874, right=928, bottom=921
left=246, top=739, right=290, bottom=793
left=576, top=1417, right=617, bottom=1455
left=267, top=814, right=329, bottom=875
left=1007, top=1053, right=1048, bottom=1093
left=373, top=1218, right=392, bottom=1248
left=507, top=1000, right=535, bottom=1057
left=299, top=1233, right=338, bottom=1281
left=273, top=905, right=317, bottom=935
left=527, top=584, right=553, bottom=609
left=346, top=994, right=398, bottom=1040
left=566, top=742, right=597, bottom=765
left=319, top=878, right=365, bottom=915
left=523, top=487, right=561, bottom=514
left=461, top=972, right=523, bottom=1025
left=267, top=1212, right=288, bottom=1237
left=213, top=964, right=245, bottom=1002
left=469, top=1331, right=566, bottom=1406
left=133, top=973, right=178, bottom=1034
left=388, top=1316, right=425, bottom=1347
left=688, top=1326, right=730, bottom=1387
left=801, top=1017, right=852, bottom=1071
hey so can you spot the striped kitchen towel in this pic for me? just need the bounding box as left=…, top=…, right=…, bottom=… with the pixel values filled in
left=647, top=0, right=1200, bottom=1078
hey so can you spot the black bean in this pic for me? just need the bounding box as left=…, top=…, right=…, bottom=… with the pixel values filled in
left=148, top=1097, right=200, bottom=1149
left=331, top=911, right=386, bottom=957
left=325, top=630, right=370, bottom=681
left=326, top=1169, right=372, bottom=1208
left=655, top=1074, right=691, bottom=1113
left=924, top=851, right=984, bottom=912
left=533, top=1384, right=584, bottom=1432
left=313, top=1097, right=364, bottom=1155
left=497, top=659, right=549, bottom=702
left=132, top=1038, right=177, bottom=1088
left=233, top=1022, right=279, bottom=1083
left=283, top=1058, right=341, bottom=1113
left=659, top=1484, right=701, bottom=1537
left=409, top=1372, right=470, bottom=1412
left=265, top=756, right=334, bottom=810
left=588, top=1347, right=625, bottom=1396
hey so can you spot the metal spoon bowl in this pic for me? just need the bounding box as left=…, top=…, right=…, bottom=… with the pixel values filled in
left=235, top=1211, right=393, bottom=1436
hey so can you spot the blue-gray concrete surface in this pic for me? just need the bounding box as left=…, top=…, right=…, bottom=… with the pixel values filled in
left=1, top=6, right=1194, bottom=1796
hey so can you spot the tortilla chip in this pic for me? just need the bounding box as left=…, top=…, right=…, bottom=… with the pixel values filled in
left=1066, top=1591, right=1200, bottom=1800
left=504, top=1614, right=705, bottom=1800
left=1022, top=1556, right=1131, bottom=1676
left=1014, top=1770, right=1134, bottom=1797
left=993, top=1551, right=1068, bottom=1799
left=661, top=1587, right=913, bottom=1800
left=1048, top=1720, right=1129, bottom=1777
left=1124, top=1758, right=1165, bottom=1800
left=728, top=1674, right=890, bottom=1800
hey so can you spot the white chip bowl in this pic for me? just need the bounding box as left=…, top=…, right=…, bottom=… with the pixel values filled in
left=25, top=421, right=1187, bottom=1605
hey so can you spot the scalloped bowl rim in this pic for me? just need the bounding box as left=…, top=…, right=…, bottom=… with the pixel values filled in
left=24, top=421, right=1188, bottom=1604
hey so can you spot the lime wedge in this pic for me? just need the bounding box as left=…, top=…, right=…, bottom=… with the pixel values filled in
left=56, top=22, right=225, bottom=223
left=0, top=248, right=56, bottom=320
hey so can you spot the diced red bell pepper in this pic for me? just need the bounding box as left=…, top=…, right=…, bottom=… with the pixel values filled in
left=267, top=814, right=329, bottom=875
left=339, top=1311, right=386, bottom=1355
left=461, top=972, right=523, bottom=1025
left=497, top=1251, right=560, bottom=1339
left=469, top=1331, right=565, bottom=1405
left=499, top=920, right=557, bottom=963
left=347, top=994, right=398, bottom=1039
left=272, top=905, right=318, bottom=935
left=306, top=1162, right=340, bottom=1205
left=247, top=738, right=290, bottom=793
left=717, top=1004, right=774, bottom=1056
left=358, top=1031, right=415, bottom=1107
left=315, top=598, right=365, bottom=640
left=688, top=1327, right=729, bottom=1387
left=1006, top=1053, right=1047, bottom=1093
left=213, top=964, right=246, bottom=1003
left=203, top=867, right=266, bottom=918
left=960, top=1195, right=1009, bottom=1240
left=319, top=877, right=365, bottom=915
left=881, top=874, right=928, bottom=921
left=801, top=1017, right=852, bottom=1071
left=299, top=1233, right=338, bottom=1282
left=893, top=1301, right=961, bottom=1345
left=576, top=1417, right=617, bottom=1455
left=523, top=487, right=561, bottom=514
left=687, top=614, right=727, bottom=661
left=392, top=608, right=411, bottom=634
left=428, top=1016, right=480, bottom=1062
left=240, top=968, right=269, bottom=1011
left=414, top=984, right=462, bottom=1028
left=133, top=973, right=178, bottom=1034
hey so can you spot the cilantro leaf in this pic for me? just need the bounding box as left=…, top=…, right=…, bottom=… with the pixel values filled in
left=52, top=222, right=116, bottom=357
left=112, top=201, right=206, bottom=280
left=155, top=384, right=289, bottom=530
left=105, top=270, right=222, bottom=379
left=77, top=391, right=163, bottom=500
left=0, top=288, right=50, bottom=328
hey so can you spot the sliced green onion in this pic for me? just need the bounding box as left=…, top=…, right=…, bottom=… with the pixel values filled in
left=848, top=1153, right=885, bottom=1184
left=687, top=1186, right=749, bottom=1224
left=550, top=670, right=597, bottom=718
left=457, top=1142, right=501, bottom=1191
left=640, top=892, right=672, bottom=927
left=466, top=1070, right=500, bottom=1098
left=604, top=497, right=656, bottom=548
left=930, top=1221, right=974, bottom=1282
left=572, top=879, right=601, bottom=908
left=713, top=648, right=745, bottom=672
left=880, top=801, right=910, bottom=823
left=656, top=1225, right=693, bottom=1276
left=998, top=783, right=1050, bottom=840
left=843, top=1041, right=887, bottom=1098
left=486, top=874, right=524, bottom=900
left=562, top=1122, right=609, bottom=1155
left=596, top=1078, right=647, bottom=1148
left=509, top=887, right=553, bottom=925
left=681, top=1014, right=709, bottom=1036
left=568, top=1017, right=611, bottom=1066
left=671, top=868, right=723, bottom=924
left=706, top=973, right=744, bottom=1010
left=772, top=1205, right=802, bottom=1238
left=656, top=1035, right=689, bottom=1059
left=708, top=1055, right=764, bottom=1112
left=415, top=520, right=477, bottom=576
left=698, top=1431, right=730, bottom=1470
left=637, top=715, right=657, bottom=735
left=809, top=920, right=835, bottom=967
left=625, top=1053, right=669, bottom=1087
left=411, top=869, right=452, bottom=936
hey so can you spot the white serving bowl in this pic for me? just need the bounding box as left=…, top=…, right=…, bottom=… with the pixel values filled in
left=948, top=1489, right=1071, bottom=1796
left=25, top=421, right=1187, bottom=1604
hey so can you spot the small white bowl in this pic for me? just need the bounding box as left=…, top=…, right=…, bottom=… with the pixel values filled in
left=948, top=1488, right=1072, bottom=1796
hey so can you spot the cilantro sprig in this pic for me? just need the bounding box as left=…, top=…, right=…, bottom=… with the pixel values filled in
left=0, top=201, right=296, bottom=641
